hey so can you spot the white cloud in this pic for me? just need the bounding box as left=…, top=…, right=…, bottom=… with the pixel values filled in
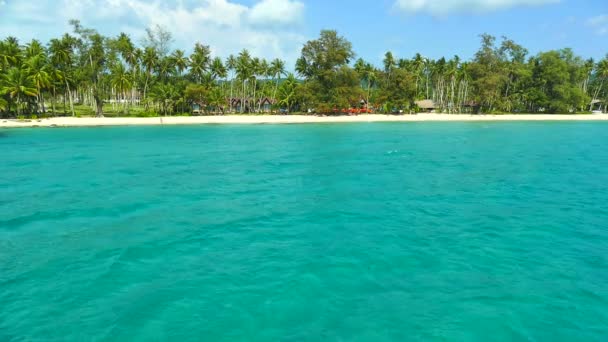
left=249, top=0, right=305, bottom=26
left=394, top=0, right=559, bottom=15
left=0, top=0, right=306, bottom=65
left=587, top=15, right=608, bottom=35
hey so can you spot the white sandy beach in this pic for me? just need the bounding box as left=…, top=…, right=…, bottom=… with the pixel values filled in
left=1, top=114, right=607, bottom=128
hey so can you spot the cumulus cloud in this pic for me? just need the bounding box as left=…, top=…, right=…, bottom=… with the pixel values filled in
left=394, top=0, right=559, bottom=15
left=0, top=0, right=306, bottom=64
left=249, top=0, right=305, bottom=26
left=587, top=15, right=608, bottom=35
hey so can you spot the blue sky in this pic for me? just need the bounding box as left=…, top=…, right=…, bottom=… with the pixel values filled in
left=0, top=0, right=606, bottom=68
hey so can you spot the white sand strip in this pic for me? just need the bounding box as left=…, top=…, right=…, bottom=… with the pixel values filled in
left=1, top=114, right=608, bottom=128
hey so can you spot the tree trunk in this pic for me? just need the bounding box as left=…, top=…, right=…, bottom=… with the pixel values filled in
left=144, top=72, right=150, bottom=109
left=252, top=79, right=257, bottom=113
left=36, top=89, right=42, bottom=114
left=229, top=76, right=234, bottom=113
left=591, top=78, right=605, bottom=111
left=367, top=81, right=371, bottom=112
left=51, top=86, right=56, bottom=116
left=41, top=91, right=46, bottom=114
left=94, top=94, right=104, bottom=117
left=272, top=73, right=280, bottom=108
left=242, top=81, right=246, bottom=113
left=66, top=80, right=75, bottom=116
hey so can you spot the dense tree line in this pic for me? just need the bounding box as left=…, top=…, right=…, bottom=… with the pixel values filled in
left=1, top=22, right=607, bottom=118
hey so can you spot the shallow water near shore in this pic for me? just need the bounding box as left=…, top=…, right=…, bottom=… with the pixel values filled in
left=1, top=122, right=608, bottom=341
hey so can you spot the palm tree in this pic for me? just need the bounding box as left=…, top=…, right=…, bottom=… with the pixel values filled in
left=255, top=58, right=269, bottom=112
left=142, top=46, right=158, bottom=101
left=24, top=54, right=51, bottom=113
left=277, top=73, right=298, bottom=112
left=208, top=86, right=226, bottom=114
left=48, top=35, right=76, bottom=116
left=48, top=68, right=64, bottom=116
left=157, top=56, right=175, bottom=81
left=0, top=37, right=21, bottom=70
left=189, top=43, right=210, bottom=84
left=591, top=57, right=608, bottom=111
left=270, top=58, right=285, bottom=105
left=149, top=82, right=179, bottom=115
left=1, top=67, right=38, bottom=116
left=236, top=49, right=252, bottom=113
left=457, top=62, right=471, bottom=112
left=383, top=51, right=395, bottom=85
left=355, top=59, right=377, bottom=110
left=116, top=33, right=140, bottom=107
left=171, top=49, right=189, bottom=75
left=111, top=62, right=132, bottom=112
left=248, top=57, right=262, bottom=112
left=24, top=39, right=44, bottom=59
left=210, top=57, right=227, bottom=82
left=226, top=54, right=236, bottom=112
left=412, top=53, right=425, bottom=98
left=0, top=97, right=7, bottom=113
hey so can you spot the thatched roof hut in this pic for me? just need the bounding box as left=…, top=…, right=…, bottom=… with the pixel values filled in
left=415, top=99, right=436, bottom=112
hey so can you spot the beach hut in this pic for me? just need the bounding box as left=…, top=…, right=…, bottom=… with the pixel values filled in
left=191, top=101, right=205, bottom=115
left=229, top=98, right=252, bottom=113
left=228, top=97, right=276, bottom=113
left=415, top=99, right=437, bottom=113
left=257, top=97, right=276, bottom=113
left=590, top=99, right=604, bottom=113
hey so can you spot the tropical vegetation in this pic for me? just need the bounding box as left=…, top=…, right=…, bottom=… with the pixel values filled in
left=1, top=22, right=607, bottom=118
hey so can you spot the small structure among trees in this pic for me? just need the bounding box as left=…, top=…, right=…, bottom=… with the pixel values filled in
left=590, top=99, right=604, bottom=113
left=415, top=100, right=437, bottom=113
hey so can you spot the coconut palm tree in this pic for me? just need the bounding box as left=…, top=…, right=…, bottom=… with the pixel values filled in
left=171, top=49, right=189, bottom=76
left=0, top=37, right=21, bottom=70
left=189, top=43, right=210, bottom=84
left=48, top=67, right=64, bottom=116
left=226, top=54, right=236, bottom=112
left=116, top=33, right=140, bottom=106
left=24, top=54, right=51, bottom=113
left=277, top=73, right=298, bottom=112
left=270, top=58, right=285, bottom=103
left=111, top=62, right=132, bottom=112
left=142, top=46, right=158, bottom=101
left=445, top=57, right=460, bottom=113
left=591, top=56, right=608, bottom=111
left=157, top=56, right=175, bottom=81
left=355, top=59, right=377, bottom=110
left=149, top=82, right=179, bottom=115
left=48, top=35, right=76, bottom=116
left=0, top=97, right=7, bottom=113
left=1, top=67, right=38, bottom=116
left=255, top=58, right=269, bottom=111
left=207, top=86, right=225, bottom=115
left=383, top=51, right=395, bottom=85
left=210, top=57, right=227, bottom=82
left=24, top=39, right=45, bottom=59
left=412, top=53, right=425, bottom=98
left=236, top=49, right=252, bottom=113
left=246, top=57, right=263, bottom=112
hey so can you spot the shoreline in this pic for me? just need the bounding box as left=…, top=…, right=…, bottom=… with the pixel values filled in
left=1, top=114, right=608, bottom=128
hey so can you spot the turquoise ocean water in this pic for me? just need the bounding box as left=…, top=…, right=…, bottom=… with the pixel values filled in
left=1, top=122, right=607, bottom=341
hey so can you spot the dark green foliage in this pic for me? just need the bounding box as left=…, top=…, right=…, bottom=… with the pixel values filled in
left=0, top=24, right=606, bottom=118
